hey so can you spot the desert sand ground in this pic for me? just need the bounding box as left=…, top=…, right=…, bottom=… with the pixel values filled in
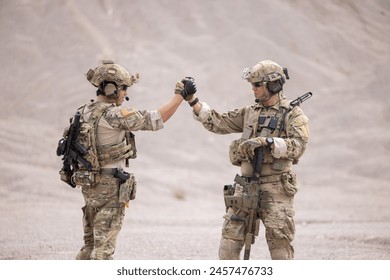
left=0, top=0, right=389, bottom=261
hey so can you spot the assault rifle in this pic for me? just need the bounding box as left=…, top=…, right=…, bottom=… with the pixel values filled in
left=291, top=92, right=312, bottom=107
left=280, top=92, right=312, bottom=132
left=243, top=146, right=264, bottom=260
left=56, top=111, right=92, bottom=188
left=243, top=91, right=313, bottom=260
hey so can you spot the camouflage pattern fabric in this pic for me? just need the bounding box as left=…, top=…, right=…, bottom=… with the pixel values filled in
left=193, top=92, right=309, bottom=260
left=86, top=60, right=139, bottom=89
left=219, top=176, right=296, bottom=260
left=74, top=100, right=164, bottom=260
left=76, top=175, right=125, bottom=260
left=242, top=60, right=286, bottom=83
left=100, top=103, right=164, bottom=133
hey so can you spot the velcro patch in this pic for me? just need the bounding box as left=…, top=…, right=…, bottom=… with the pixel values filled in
left=120, top=108, right=133, bottom=118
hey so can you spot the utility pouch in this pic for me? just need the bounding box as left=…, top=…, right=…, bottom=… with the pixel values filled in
left=119, top=173, right=137, bottom=204
left=229, top=139, right=245, bottom=166
left=72, top=170, right=100, bottom=187
left=59, top=168, right=72, bottom=185
left=281, top=171, right=298, bottom=196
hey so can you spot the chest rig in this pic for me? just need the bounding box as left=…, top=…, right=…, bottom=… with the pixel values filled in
left=254, top=105, right=287, bottom=138
left=229, top=100, right=292, bottom=172
left=72, top=101, right=136, bottom=187
left=253, top=102, right=291, bottom=169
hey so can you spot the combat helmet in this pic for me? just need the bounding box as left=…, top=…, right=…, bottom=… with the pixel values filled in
left=85, top=60, right=139, bottom=98
left=242, top=60, right=289, bottom=94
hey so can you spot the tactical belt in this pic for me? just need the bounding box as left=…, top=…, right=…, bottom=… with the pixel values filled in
left=235, top=173, right=284, bottom=185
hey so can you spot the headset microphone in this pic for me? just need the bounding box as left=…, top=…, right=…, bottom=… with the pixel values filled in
left=255, top=99, right=260, bottom=103
left=125, top=96, right=129, bottom=101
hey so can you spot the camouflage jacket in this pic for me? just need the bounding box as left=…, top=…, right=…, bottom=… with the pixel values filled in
left=193, top=94, right=309, bottom=175
left=81, top=100, right=164, bottom=169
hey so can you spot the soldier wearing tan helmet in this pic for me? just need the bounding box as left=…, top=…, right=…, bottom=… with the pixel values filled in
left=187, top=60, right=309, bottom=259
left=59, top=60, right=196, bottom=260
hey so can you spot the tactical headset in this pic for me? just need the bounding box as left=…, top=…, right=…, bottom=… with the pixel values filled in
left=96, top=81, right=119, bottom=98
left=97, top=81, right=130, bottom=101
left=103, top=82, right=119, bottom=99
left=266, top=68, right=289, bottom=95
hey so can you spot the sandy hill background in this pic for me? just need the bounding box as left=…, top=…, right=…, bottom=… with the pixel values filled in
left=0, top=0, right=389, bottom=259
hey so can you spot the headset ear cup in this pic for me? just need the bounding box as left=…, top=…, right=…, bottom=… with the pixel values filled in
left=267, top=80, right=283, bottom=94
left=104, top=83, right=118, bottom=98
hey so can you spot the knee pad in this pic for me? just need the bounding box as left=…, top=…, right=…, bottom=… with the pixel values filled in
left=266, top=228, right=294, bottom=260
left=218, top=237, right=244, bottom=260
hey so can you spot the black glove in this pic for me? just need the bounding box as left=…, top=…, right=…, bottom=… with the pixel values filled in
left=181, top=77, right=197, bottom=100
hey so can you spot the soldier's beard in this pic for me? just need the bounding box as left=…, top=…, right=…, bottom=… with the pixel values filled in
left=115, top=96, right=129, bottom=106
left=116, top=95, right=129, bottom=106
left=255, top=93, right=272, bottom=103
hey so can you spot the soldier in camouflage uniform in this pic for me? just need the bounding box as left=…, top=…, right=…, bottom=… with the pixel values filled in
left=62, top=60, right=196, bottom=260
left=187, top=60, right=309, bottom=259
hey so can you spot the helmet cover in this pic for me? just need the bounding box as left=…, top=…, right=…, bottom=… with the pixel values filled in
left=85, top=59, right=139, bottom=88
left=242, top=60, right=286, bottom=83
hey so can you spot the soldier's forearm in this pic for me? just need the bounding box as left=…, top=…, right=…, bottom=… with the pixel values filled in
left=158, top=94, right=183, bottom=122
left=187, top=95, right=202, bottom=115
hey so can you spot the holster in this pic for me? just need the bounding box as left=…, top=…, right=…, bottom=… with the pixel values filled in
left=119, top=173, right=137, bottom=203
left=223, top=174, right=261, bottom=210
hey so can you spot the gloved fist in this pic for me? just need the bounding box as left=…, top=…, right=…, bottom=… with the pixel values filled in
left=175, top=81, right=185, bottom=96
left=175, top=77, right=197, bottom=100
left=239, top=137, right=267, bottom=159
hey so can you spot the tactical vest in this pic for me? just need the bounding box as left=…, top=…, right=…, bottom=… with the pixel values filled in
left=72, top=101, right=136, bottom=186
left=229, top=99, right=293, bottom=174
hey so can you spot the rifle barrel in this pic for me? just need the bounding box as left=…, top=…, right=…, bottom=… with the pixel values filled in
left=290, top=92, right=313, bottom=107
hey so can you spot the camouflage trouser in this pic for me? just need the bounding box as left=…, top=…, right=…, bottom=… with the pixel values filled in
left=219, top=172, right=297, bottom=260
left=76, top=174, right=125, bottom=260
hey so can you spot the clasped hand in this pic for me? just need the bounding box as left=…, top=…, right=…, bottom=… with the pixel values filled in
left=175, top=77, right=197, bottom=100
